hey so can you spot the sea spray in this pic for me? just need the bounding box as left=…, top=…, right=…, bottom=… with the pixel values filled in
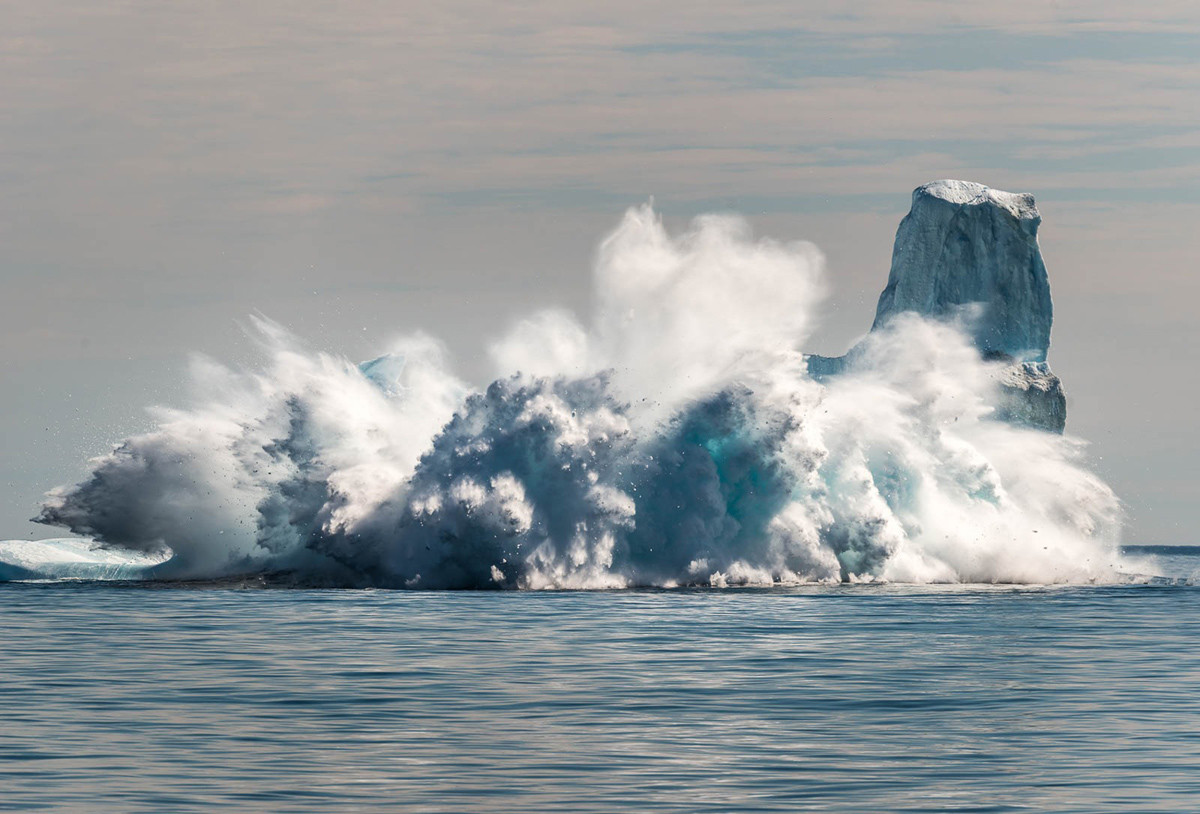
left=36, top=204, right=1125, bottom=586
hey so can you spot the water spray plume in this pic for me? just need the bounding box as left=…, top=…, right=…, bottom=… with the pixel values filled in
left=32, top=187, right=1128, bottom=587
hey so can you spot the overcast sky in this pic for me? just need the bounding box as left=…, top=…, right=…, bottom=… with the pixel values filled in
left=3, top=1, right=1198, bottom=544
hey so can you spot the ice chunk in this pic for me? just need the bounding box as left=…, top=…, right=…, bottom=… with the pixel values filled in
left=0, top=538, right=166, bottom=581
left=992, top=360, right=1067, bottom=433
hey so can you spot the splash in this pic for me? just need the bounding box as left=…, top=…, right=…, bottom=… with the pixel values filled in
left=35, top=205, right=1125, bottom=587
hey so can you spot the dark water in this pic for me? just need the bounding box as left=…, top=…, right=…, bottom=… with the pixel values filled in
left=2, top=554, right=1198, bottom=813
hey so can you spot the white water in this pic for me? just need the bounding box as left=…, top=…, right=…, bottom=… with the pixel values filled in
left=33, top=206, right=1125, bottom=587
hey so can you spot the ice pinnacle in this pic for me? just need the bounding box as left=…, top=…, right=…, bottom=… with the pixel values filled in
left=808, top=180, right=1066, bottom=432
left=873, top=179, right=1053, bottom=363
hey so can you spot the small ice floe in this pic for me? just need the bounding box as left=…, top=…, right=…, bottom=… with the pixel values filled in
left=0, top=538, right=167, bottom=582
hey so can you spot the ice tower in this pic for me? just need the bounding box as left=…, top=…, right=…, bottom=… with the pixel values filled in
left=809, top=180, right=1066, bottom=432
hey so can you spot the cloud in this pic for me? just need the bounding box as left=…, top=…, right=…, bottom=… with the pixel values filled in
left=5, top=1, right=1199, bottom=228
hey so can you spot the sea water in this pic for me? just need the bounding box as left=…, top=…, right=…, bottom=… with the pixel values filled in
left=2, top=548, right=1197, bottom=813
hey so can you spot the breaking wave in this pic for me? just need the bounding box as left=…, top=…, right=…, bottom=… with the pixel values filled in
left=36, top=206, right=1125, bottom=587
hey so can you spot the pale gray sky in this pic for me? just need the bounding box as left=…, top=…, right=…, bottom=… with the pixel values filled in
left=3, top=1, right=1198, bottom=544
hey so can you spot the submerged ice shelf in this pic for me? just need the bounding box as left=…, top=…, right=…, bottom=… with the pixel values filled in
left=0, top=538, right=165, bottom=581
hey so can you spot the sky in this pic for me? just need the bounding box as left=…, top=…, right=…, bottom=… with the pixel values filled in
left=2, top=1, right=1198, bottom=545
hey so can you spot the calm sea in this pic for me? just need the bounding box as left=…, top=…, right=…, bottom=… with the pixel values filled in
left=2, top=547, right=1197, bottom=813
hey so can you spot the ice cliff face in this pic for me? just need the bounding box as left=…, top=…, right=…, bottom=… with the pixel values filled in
left=874, top=180, right=1052, bottom=362
left=810, top=180, right=1066, bottom=433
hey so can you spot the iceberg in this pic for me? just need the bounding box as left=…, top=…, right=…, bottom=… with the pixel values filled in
left=810, top=179, right=1066, bottom=433
left=876, top=179, right=1052, bottom=361
left=26, top=188, right=1119, bottom=587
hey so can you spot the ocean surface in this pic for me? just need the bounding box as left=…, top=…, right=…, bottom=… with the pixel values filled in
left=2, top=547, right=1198, bottom=813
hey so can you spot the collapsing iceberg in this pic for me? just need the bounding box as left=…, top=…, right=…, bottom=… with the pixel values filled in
left=808, top=180, right=1065, bottom=433
left=20, top=181, right=1123, bottom=586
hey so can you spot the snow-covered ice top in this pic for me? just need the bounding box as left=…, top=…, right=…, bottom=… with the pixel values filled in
left=916, top=179, right=1038, bottom=218
left=872, top=179, right=1052, bottom=362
